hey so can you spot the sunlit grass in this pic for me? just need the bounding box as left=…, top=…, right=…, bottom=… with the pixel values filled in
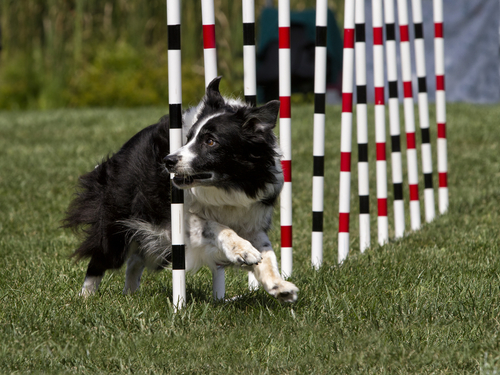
left=1, top=103, right=499, bottom=373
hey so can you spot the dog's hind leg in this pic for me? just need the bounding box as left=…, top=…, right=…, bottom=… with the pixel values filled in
left=80, top=258, right=106, bottom=297
left=247, top=232, right=299, bottom=303
left=79, top=235, right=129, bottom=296
left=123, top=242, right=145, bottom=294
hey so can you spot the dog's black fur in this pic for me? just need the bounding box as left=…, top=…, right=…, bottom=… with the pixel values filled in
left=63, top=119, right=173, bottom=277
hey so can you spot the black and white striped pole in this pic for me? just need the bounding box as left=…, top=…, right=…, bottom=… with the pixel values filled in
left=242, top=0, right=257, bottom=107
left=311, top=0, right=328, bottom=269
left=167, top=0, right=186, bottom=311
left=411, top=0, right=436, bottom=223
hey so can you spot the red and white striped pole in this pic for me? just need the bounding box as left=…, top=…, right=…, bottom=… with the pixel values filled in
left=354, top=0, right=370, bottom=253
left=411, top=0, right=435, bottom=223
left=397, top=0, right=421, bottom=231
left=167, top=0, right=186, bottom=311
left=311, top=0, right=328, bottom=269
left=242, top=0, right=259, bottom=289
left=202, top=0, right=217, bottom=87
left=338, top=0, right=355, bottom=264
left=384, top=0, right=405, bottom=239
left=279, top=0, right=293, bottom=278
left=433, top=0, right=448, bottom=214
left=201, top=0, right=225, bottom=300
left=372, top=0, right=388, bottom=246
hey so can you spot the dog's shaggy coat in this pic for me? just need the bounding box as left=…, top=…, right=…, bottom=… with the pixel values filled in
left=64, top=78, right=298, bottom=302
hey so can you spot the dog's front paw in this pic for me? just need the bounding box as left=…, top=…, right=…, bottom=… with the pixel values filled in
left=270, top=280, right=299, bottom=303
left=226, top=239, right=262, bottom=266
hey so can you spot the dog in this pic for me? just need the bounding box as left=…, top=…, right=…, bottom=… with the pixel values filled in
left=63, top=77, right=298, bottom=303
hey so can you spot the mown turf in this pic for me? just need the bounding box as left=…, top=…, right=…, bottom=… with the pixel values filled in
left=1, top=103, right=499, bottom=374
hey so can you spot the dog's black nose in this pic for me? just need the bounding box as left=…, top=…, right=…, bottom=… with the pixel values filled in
left=164, top=154, right=180, bottom=172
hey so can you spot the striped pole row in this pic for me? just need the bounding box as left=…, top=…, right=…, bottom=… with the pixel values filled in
left=433, top=0, right=448, bottom=214
left=372, top=0, right=389, bottom=246
left=311, top=0, right=328, bottom=269
left=411, top=0, right=435, bottom=223
left=338, top=0, right=355, bottom=264
left=397, top=0, right=421, bottom=231
left=384, top=0, right=405, bottom=239
left=242, top=0, right=259, bottom=290
left=167, top=0, right=186, bottom=311
left=354, top=0, right=370, bottom=252
left=201, top=0, right=225, bottom=300
left=279, top=0, right=293, bottom=278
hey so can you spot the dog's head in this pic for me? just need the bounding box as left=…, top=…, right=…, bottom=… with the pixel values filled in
left=164, top=77, right=281, bottom=197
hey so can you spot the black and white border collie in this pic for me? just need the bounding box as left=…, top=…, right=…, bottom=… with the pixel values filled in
left=64, top=77, right=298, bottom=303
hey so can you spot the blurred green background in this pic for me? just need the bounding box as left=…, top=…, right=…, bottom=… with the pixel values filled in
left=0, top=0, right=343, bottom=110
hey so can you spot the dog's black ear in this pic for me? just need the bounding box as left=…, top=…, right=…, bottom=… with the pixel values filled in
left=207, top=76, right=222, bottom=93
left=243, top=100, right=280, bottom=133
left=204, top=76, right=225, bottom=109
left=157, top=114, right=170, bottom=137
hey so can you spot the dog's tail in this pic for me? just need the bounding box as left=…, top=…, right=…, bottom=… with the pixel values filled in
left=62, top=161, right=114, bottom=261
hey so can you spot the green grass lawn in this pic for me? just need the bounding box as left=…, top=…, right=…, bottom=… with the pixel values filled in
left=1, top=103, right=499, bottom=373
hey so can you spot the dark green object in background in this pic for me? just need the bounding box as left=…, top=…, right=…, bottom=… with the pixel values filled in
left=256, top=7, right=343, bottom=102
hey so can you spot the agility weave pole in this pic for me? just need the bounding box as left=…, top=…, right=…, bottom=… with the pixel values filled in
left=372, top=0, right=389, bottom=246
left=338, top=0, right=447, bottom=263
left=167, top=0, right=186, bottom=311
left=202, top=0, right=218, bottom=88
left=242, top=0, right=257, bottom=108
left=338, top=0, right=355, bottom=264
left=242, top=0, right=259, bottom=290
left=201, top=0, right=226, bottom=301
left=384, top=0, right=405, bottom=240
left=311, top=0, right=328, bottom=269
left=411, top=0, right=436, bottom=224
left=279, top=0, right=293, bottom=278
left=397, top=0, right=421, bottom=232
left=354, top=0, right=371, bottom=253
left=433, top=0, right=448, bottom=214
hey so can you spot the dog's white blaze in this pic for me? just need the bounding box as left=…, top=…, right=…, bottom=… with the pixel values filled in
left=181, top=97, right=244, bottom=140
left=190, top=113, right=223, bottom=143
left=173, top=113, right=224, bottom=168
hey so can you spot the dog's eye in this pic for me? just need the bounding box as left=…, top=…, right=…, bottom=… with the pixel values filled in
left=206, top=138, right=216, bottom=147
